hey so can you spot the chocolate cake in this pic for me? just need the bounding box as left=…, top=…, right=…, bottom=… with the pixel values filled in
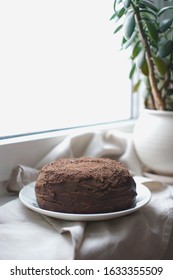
left=35, top=157, right=137, bottom=214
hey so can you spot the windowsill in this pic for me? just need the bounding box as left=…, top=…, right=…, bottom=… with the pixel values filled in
left=0, top=119, right=136, bottom=182
left=0, top=119, right=135, bottom=145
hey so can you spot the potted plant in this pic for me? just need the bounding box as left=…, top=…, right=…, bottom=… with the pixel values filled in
left=111, top=0, right=173, bottom=176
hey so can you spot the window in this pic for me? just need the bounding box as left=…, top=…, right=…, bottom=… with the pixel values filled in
left=0, top=0, right=132, bottom=139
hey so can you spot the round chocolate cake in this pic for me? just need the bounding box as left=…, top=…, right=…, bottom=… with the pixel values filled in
left=35, top=157, right=137, bottom=214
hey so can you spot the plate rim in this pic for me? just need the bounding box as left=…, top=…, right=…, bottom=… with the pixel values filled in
left=19, top=182, right=151, bottom=221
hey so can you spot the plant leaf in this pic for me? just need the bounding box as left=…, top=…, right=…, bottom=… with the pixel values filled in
left=122, top=31, right=136, bottom=49
left=165, top=94, right=173, bottom=111
left=159, top=19, right=173, bottom=33
left=113, top=0, right=117, bottom=12
left=132, top=41, right=142, bottom=59
left=123, top=12, right=135, bottom=40
left=114, top=24, right=123, bottom=34
left=133, top=80, right=141, bottom=93
left=153, top=56, right=168, bottom=75
left=140, top=0, right=158, bottom=12
left=136, top=49, right=145, bottom=68
left=141, top=60, right=149, bottom=76
left=145, top=20, right=158, bottom=43
left=129, top=63, right=136, bottom=79
left=122, top=0, right=131, bottom=9
left=140, top=8, right=157, bottom=19
left=167, top=89, right=173, bottom=96
left=117, top=6, right=126, bottom=18
left=158, top=6, right=173, bottom=16
left=110, top=13, right=117, bottom=21
left=158, top=40, right=173, bottom=58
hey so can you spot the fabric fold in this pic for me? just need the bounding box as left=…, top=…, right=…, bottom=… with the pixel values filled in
left=6, top=165, right=38, bottom=193
left=60, top=223, right=86, bottom=259
left=6, top=129, right=142, bottom=194
left=1, top=129, right=173, bottom=259
left=35, top=129, right=142, bottom=175
left=0, top=199, right=73, bottom=260
left=1, top=177, right=173, bottom=259
left=41, top=215, right=86, bottom=259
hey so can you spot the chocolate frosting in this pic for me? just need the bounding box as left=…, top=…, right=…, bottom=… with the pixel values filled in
left=35, top=157, right=137, bottom=214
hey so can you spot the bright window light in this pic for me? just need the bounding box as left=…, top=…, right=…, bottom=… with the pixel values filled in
left=0, top=0, right=132, bottom=138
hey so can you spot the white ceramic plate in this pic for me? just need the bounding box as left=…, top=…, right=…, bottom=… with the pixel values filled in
left=144, top=172, right=173, bottom=185
left=19, top=182, right=151, bottom=221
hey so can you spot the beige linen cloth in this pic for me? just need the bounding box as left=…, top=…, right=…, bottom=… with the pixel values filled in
left=0, top=129, right=173, bottom=259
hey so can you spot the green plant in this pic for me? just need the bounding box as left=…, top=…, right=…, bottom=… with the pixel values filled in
left=111, top=0, right=173, bottom=110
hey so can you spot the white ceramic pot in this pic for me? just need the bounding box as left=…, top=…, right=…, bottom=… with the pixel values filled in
left=133, top=109, right=173, bottom=176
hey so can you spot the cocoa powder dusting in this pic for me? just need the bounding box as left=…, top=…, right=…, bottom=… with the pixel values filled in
left=37, top=157, right=130, bottom=186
